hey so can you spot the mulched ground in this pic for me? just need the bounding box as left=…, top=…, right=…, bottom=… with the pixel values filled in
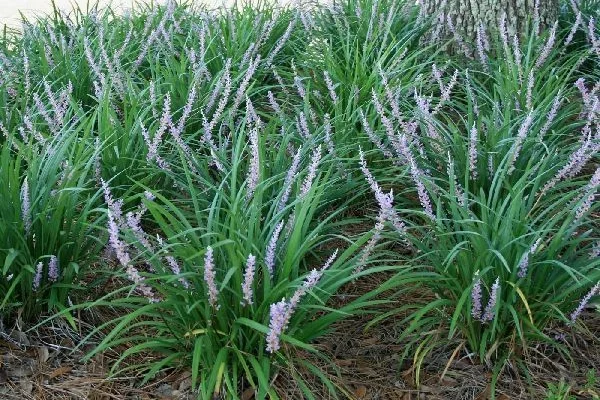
left=2, top=273, right=599, bottom=399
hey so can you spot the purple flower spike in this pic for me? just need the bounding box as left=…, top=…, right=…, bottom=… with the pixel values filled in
left=203, top=246, right=220, bottom=310
left=21, top=177, right=32, bottom=237
left=32, top=262, right=43, bottom=291
left=48, top=255, right=59, bottom=282
left=482, top=278, right=500, bottom=322
left=265, top=221, right=284, bottom=277
left=241, top=254, right=256, bottom=306
left=570, top=282, right=600, bottom=324
left=471, top=276, right=483, bottom=320
left=265, top=299, right=290, bottom=353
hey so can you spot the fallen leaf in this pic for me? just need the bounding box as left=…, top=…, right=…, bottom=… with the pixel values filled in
left=354, top=385, right=367, bottom=398
left=48, top=366, right=72, bottom=379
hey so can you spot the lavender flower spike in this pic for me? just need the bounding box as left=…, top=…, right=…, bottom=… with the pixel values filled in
left=535, top=21, right=558, bottom=68
left=288, top=250, right=338, bottom=320
left=469, top=123, right=478, bottom=179
left=246, top=126, right=260, bottom=200
left=32, top=262, right=43, bottom=291
left=570, top=282, right=600, bottom=324
left=48, top=255, right=59, bottom=282
left=574, top=166, right=600, bottom=222
left=278, top=147, right=302, bottom=212
left=482, top=277, right=500, bottom=322
left=203, top=246, right=220, bottom=310
left=517, top=239, right=541, bottom=279
left=471, top=276, right=483, bottom=320
left=323, top=71, right=338, bottom=104
left=241, top=254, right=256, bottom=306
left=265, top=299, right=290, bottom=353
left=265, top=221, right=285, bottom=277
left=21, top=177, right=32, bottom=236
left=299, top=145, right=322, bottom=198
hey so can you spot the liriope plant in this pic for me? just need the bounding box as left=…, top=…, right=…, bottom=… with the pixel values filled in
left=78, top=109, right=382, bottom=399
left=358, top=18, right=600, bottom=396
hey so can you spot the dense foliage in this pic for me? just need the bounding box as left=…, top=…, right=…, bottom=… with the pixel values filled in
left=0, top=0, right=598, bottom=398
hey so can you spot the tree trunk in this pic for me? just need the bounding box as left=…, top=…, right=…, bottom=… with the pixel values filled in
left=420, top=0, right=559, bottom=53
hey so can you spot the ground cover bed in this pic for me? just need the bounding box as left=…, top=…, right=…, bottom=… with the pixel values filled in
left=0, top=0, right=599, bottom=398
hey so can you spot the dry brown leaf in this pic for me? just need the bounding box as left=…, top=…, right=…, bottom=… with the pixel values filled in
left=48, top=366, right=72, bottom=379
left=335, top=359, right=353, bottom=367
left=353, top=385, right=367, bottom=398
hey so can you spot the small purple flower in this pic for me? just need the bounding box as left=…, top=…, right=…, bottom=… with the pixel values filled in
left=203, top=246, right=220, bottom=310
left=241, top=254, right=256, bottom=306
left=570, top=282, right=600, bottom=324
left=48, top=255, right=59, bottom=282
left=481, top=278, right=500, bottom=322
left=32, top=262, right=43, bottom=291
